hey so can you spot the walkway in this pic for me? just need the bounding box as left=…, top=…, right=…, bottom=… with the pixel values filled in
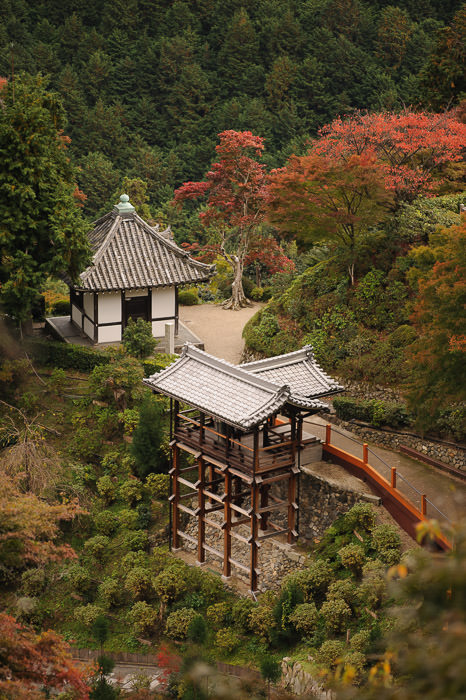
left=179, top=302, right=263, bottom=363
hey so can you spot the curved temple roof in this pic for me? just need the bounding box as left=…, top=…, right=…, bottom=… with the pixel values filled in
left=143, top=345, right=329, bottom=430
left=240, top=345, right=343, bottom=399
left=75, top=196, right=215, bottom=292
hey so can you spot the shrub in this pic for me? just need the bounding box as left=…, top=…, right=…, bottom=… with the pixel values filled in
left=145, top=473, right=170, bottom=500
left=371, top=525, right=401, bottom=564
left=338, top=544, right=366, bottom=575
left=357, top=560, right=387, bottom=609
left=188, top=567, right=224, bottom=604
left=316, top=640, right=346, bottom=668
left=289, top=603, right=320, bottom=636
left=249, top=286, right=264, bottom=301
left=122, top=530, right=149, bottom=552
left=342, top=650, right=366, bottom=683
left=326, top=579, right=356, bottom=604
left=65, top=564, right=93, bottom=593
left=349, top=629, right=371, bottom=654
left=51, top=299, right=71, bottom=316
left=96, top=475, right=117, bottom=504
left=26, top=338, right=110, bottom=373
left=153, top=565, right=188, bottom=603
left=206, top=602, right=231, bottom=629
left=98, top=578, right=122, bottom=608
left=136, top=503, right=152, bottom=529
left=131, top=395, right=169, bottom=479
left=21, top=568, right=46, bottom=596
left=286, top=560, right=333, bottom=603
left=129, top=601, right=158, bottom=636
left=178, top=288, right=199, bottom=305
left=84, top=535, right=110, bottom=562
left=124, top=567, right=153, bottom=600
left=118, top=509, right=139, bottom=530
left=142, top=354, right=177, bottom=377
left=248, top=605, right=276, bottom=643
left=47, top=367, right=67, bottom=394
left=89, top=353, right=144, bottom=409
left=231, top=598, right=255, bottom=633
left=215, top=628, right=240, bottom=653
left=187, top=614, right=208, bottom=644
left=320, top=597, right=352, bottom=634
left=74, top=604, right=104, bottom=628
left=119, top=479, right=143, bottom=505
left=122, top=318, right=157, bottom=359
left=94, top=510, right=119, bottom=536
left=121, top=551, right=149, bottom=573
left=165, top=608, right=197, bottom=640
left=333, top=397, right=411, bottom=429
left=388, top=324, right=417, bottom=348
left=342, top=504, right=377, bottom=533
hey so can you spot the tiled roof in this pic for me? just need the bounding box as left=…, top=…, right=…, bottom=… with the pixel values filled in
left=76, top=207, right=215, bottom=292
left=143, top=345, right=326, bottom=430
left=240, top=346, right=343, bottom=399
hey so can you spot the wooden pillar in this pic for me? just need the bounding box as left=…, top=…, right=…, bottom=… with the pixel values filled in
left=287, top=468, right=297, bottom=545
left=172, top=444, right=180, bottom=549
left=250, top=480, right=259, bottom=592
left=174, top=400, right=179, bottom=433
left=197, top=457, right=205, bottom=564
left=296, top=415, right=303, bottom=536
left=259, top=485, right=269, bottom=531
left=325, top=423, right=331, bottom=445
left=363, top=443, right=368, bottom=464
left=391, top=467, right=397, bottom=489
left=223, top=471, right=231, bottom=578
left=199, top=412, right=205, bottom=446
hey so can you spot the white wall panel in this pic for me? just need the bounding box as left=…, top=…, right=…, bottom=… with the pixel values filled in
left=71, top=304, right=82, bottom=326
left=152, top=287, right=175, bottom=318
left=83, top=317, right=94, bottom=340
left=83, top=293, right=94, bottom=321
left=98, top=292, right=121, bottom=323
left=98, top=325, right=122, bottom=343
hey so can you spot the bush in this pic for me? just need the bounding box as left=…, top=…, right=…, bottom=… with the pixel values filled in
left=65, top=564, right=93, bottom=593
left=26, top=338, right=110, bottom=372
left=342, top=650, right=366, bottom=683
left=84, top=535, right=110, bottom=562
left=165, top=608, right=197, bottom=640
left=320, top=597, right=352, bottom=634
left=187, top=567, right=224, bottom=604
left=349, top=629, right=371, bottom=654
left=206, top=602, right=231, bottom=629
left=248, top=605, right=276, bottom=643
left=118, top=509, right=139, bottom=530
left=187, top=614, right=208, bottom=644
left=119, top=479, right=143, bottom=505
left=371, top=525, right=401, bottom=565
left=136, top=503, right=152, bottom=529
left=131, top=394, right=169, bottom=479
left=122, top=530, right=149, bottom=552
left=231, top=598, right=255, bottom=633
left=153, top=565, right=188, bottom=603
left=94, top=511, right=119, bottom=536
left=333, top=397, right=411, bottom=429
left=129, top=601, right=158, bottom=636
left=215, top=628, right=240, bottom=653
left=89, top=352, right=144, bottom=409
left=286, top=560, right=333, bottom=603
left=178, top=288, right=199, bottom=305
left=121, top=550, right=149, bottom=573
left=338, top=544, right=366, bottom=575
left=74, top=604, right=104, bottom=628
left=145, top=473, right=170, bottom=500
left=342, top=504, right=377, bottom=533
left=98, top=578, right=122, bottom=608
left=249, top=286, right=264, bottom=301
left=51, top=300, right=71, bottom=316
left=316, top=640, right=346, bottom=668
left=142, top=354, right=177, bottom=377
left=96, top=475, right=117, bottom=504
left=122, top=318, right=158, bottom=359
left=289, top=603, right=320, bottom=636
left=124, top=567, right=153, bottom=600
left=326, top=579, right=356, bottom=605
left=357, top=560, right=387, bottom=609
left=21, top=568, right=46, bottom=596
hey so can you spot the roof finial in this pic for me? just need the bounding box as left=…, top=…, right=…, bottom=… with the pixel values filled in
left=115, top=193, right=135, bottom=215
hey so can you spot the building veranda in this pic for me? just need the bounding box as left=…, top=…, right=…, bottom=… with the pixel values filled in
left=144, top=344, right=342, bottom=592
left=69, top=194, right=215, bottom=345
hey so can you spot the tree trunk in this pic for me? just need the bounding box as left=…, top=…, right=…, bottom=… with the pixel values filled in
left=223, top=255, right=251, bottom=310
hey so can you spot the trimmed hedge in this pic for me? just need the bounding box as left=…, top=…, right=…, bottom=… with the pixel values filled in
left=26, top=338, right=110, bottom=372
left=142, top=354, right=177, bottom=377
left=333, top=396, right=411, bottom=429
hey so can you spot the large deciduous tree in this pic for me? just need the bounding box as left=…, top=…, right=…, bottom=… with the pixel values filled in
left=312, top=110, right=466, bottom=203
left=0, top=74, right=90, bottom=329
left=267, top=151, right=392, bottom=284
left=174, top=130, right=269, bottom=309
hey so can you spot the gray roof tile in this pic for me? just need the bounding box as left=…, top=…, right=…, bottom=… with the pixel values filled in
left=76, top=209, right=215, bottom=292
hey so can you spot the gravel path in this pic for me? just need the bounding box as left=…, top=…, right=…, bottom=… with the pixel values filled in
left=179, top=302, right=263, bottom=363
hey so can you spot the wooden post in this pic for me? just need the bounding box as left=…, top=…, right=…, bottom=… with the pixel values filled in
left=391, top=467, right=397, bottom=489
left=223, top=471, right=231, bottom=578
left=199, top=412, right=205, bottom=446
left=172, top=444, right=180, bottom=549
left=259, top=485, right=269, bottom=531
left=287, top=469, right=297, bottom=544
left=250, top=481, right=259, bottom=592
left=197, top=457, right=205, bottom=564
left=325, top=423, right=331, bottom=445
left=363, top=443, right=368, bottom=464
left=174, top=400, right=179, bottom=433
left=421, top=494, right=427, bottom=515
left=253, top=428, right=259, bottom=474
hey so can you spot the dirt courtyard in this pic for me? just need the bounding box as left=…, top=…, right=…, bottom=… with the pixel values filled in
left=179, top=302, right=263, bottom=363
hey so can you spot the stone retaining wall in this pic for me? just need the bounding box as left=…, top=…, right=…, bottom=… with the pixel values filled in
left=327, top=415, right=465, bottom=471
left=281, top=658, right=334, bottom=699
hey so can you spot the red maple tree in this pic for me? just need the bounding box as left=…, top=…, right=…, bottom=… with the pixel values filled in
left=0, top=613, right=91, bottom=699
left=312, top=110, right=466, bottom=202
left=245, top=236, right=295, bottom=286
left=174, top=130, right=268, bottom=309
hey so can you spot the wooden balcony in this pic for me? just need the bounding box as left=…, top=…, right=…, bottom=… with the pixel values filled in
left=175, top=411, right=295, bottom=475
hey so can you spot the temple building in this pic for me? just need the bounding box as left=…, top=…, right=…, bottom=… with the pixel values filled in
left=144, top=344, right=342, bottom=592
left=69, top=194, right=215, bottom=344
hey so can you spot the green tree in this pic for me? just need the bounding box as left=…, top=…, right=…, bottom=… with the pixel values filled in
left=130, top=394, right=169, bottom=479
left=0, top=74, right=89, bottom=329
left=260, top=655, right=281, bottom=700
left=122, top=318, right=157, bottom=359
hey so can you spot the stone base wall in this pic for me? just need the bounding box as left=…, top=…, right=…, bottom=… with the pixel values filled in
left=327, top=415, right=465, bottom=471
left=281, top=659, right=334, bottom=699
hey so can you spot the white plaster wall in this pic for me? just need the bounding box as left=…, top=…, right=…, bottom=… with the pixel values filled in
left=83, top=293, right=94, bottom=321
left=71, top=304, right=82, bottom=326
left=152, top=287, right=175, bottom=319
left=98, top=325, right=122, bottom=343
left=98, top=292, right=122, bottom=323
left=152, top=320, right=170, bottom=337
left=125, top=288, right=148, bottom=298
left=83, top=317, right=94, bottom=340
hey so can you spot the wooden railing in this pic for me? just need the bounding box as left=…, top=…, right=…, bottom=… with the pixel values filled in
left=322, top=423, right=452, bottom=551
left=175, top=413, right=294, bottom=474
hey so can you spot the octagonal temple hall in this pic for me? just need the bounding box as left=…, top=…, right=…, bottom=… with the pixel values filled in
left=144, top=344, right=343, bottom=592
left=69, top=194, right=215, bottom=344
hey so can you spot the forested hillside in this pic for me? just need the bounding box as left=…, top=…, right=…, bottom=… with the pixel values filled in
left=1, top=0, right=464, bottom=218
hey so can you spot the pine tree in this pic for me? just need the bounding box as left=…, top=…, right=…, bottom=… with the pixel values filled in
left=131, top=395, right=169, bottom=479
